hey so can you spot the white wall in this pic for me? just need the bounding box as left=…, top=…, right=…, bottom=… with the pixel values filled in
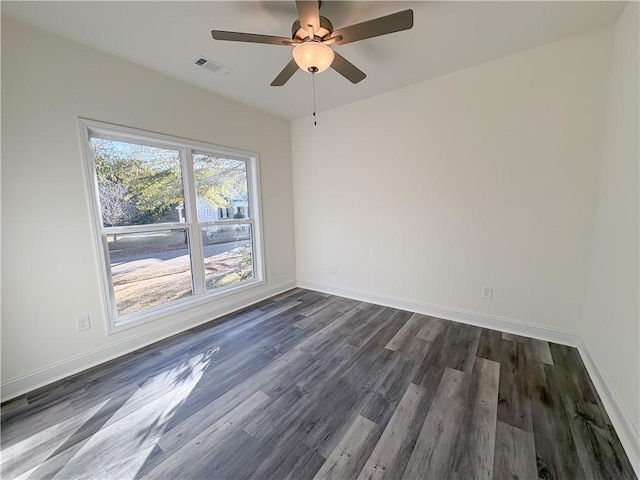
left=1, top=17, right=296, bottom=398
left=582, top=0, right=639, bottom=442
left=292, top=27, right=611, bottom=334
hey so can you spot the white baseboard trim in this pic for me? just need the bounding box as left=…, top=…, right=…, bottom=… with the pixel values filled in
left=298, top=280, right=640, bottom=477
left=1, top=280, right=297, bottom=403
left=297, top=280, right=580, bottom=346
left=578, top=337, right=640, bottom=476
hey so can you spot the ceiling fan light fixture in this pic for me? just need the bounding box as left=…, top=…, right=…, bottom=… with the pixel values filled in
left=293, top=42, right=334, bottom=73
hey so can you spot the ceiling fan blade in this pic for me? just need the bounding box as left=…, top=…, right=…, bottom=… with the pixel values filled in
left=271, top=58, right=299, bottom=86
left=321, top=35, right=343, bottom=45
left=330, top=51, right=366, bottom=84
left=295, top=1, right=320, bottom=35
left=332, top=9, right=414, bottom=45
left=212, top=30, right=292, bottom=46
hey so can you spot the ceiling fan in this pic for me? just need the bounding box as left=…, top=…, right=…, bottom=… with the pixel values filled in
left=211, top=1, right=414, bottom=86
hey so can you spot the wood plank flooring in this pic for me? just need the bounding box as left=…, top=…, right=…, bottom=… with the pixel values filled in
left=1, top=288, right=635, bottom=479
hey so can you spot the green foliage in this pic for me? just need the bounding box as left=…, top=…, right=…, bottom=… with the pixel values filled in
left=91, top=139, right=248, bottom=227
left=238, top=244, right=253, bottom=280
left=193, top=154, right=247, bottom=208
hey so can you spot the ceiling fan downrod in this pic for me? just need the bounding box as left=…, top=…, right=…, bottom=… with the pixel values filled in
left=311, top=67, right=318, bottom=126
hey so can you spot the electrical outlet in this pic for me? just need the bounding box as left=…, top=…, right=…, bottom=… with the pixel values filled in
left=482, top=286, right=493, bottom=300
left=268, top=266, right=276, bottom=277
left=76, top=315, right=91, bottom=332
left=329, top=265, right=338, bottom=274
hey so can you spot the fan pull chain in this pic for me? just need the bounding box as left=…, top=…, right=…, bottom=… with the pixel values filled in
left=312, top=71, right=317, bottom=126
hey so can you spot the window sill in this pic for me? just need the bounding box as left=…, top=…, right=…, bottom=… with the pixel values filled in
left=108, top=277, right=265, bottom=334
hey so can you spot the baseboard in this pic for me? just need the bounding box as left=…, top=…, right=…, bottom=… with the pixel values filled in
left=578, top=337, right=640, bottom=476
left=298, top=280, right=639, bottom=477
left=297, top=280, right=580, bottom=346
left=1, top=280, right=297, bottom=403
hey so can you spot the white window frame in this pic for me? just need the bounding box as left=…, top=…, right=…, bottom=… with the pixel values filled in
left=78, top=118, right=265, bottom=333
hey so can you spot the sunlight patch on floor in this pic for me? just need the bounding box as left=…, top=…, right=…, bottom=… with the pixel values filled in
left=1, top=399, right=109, bottom=478
left=43, top=351, right=215, bottom=480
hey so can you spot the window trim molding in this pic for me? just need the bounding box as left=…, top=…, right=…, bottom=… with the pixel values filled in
left=77, top=118, right=266, bottom=334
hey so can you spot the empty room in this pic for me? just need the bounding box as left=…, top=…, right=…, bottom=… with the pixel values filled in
left=1, top=1, right=638, bottom=479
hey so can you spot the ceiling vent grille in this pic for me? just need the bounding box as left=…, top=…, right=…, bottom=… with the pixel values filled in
left=195, top=56, right=232, bottom=75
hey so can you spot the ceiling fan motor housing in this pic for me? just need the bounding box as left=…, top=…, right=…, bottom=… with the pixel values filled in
left=291, top=16, right=333, bottom=41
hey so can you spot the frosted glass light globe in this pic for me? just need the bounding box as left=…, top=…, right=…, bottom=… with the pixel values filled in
left=293, top=42, right=335, bottom=73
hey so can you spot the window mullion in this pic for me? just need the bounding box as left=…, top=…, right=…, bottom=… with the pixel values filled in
left=181, top=148, right=206, bottom=295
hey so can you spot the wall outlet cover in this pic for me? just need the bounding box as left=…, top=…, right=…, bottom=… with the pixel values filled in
left=76, top=315, right=91, bottom=332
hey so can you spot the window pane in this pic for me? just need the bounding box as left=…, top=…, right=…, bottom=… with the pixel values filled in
left=202, top=225, right=253, bottom=290
left=91, top=137, right=184, bottom=226
left=193, top=154, right=248, bottom=222
left=108, top=230, right=193, bottom=316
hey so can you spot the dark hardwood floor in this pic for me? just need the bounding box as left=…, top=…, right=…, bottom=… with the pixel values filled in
left=1, top=288, right=635, bottom=479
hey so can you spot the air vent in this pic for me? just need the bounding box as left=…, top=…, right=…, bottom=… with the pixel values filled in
left=194, top=56, right=232, bottom=76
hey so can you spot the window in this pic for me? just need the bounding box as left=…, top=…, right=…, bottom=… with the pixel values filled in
left=79, top=119, right=264, bottom=331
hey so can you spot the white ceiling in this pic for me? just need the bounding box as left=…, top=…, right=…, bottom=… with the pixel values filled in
left=2, top=1, right=625, bottom=120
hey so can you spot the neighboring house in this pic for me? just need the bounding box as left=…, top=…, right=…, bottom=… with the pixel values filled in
left=176, top=198, right=248, bottom=223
